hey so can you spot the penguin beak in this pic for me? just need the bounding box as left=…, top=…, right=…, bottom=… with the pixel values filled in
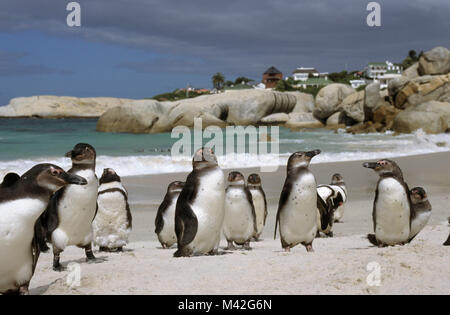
left=306, top=149, right=321, bottom=158
left=65, top=150, right=73, bottom=158
left=363, top=162, right=377, bottom=169
left=62, top=173, right=87, bottom=185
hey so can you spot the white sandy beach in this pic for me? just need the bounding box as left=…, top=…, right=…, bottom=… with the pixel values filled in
left=30, top=152, right=450, bottom=295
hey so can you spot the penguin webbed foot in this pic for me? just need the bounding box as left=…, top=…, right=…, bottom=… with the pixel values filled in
left=325, top=231, right=334, bottom=238
left=19, top=285, right=29, bottom=295
left=225, top=241, right=236, bottom=251
left=52, top=263, right=66, bottom=272
left=304, top=243, right=314, bottom=252
left=243, top=241, right=252, bottom=251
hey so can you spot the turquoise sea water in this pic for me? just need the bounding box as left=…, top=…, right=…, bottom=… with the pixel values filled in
left=0, top=118, right=449, bottom=177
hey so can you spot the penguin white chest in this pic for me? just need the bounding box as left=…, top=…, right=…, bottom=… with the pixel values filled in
left=158, top=198, right=178, bottom=246
left=250, top=189, right=265, bottom=236
left=375, top=178, right=410, bottom=245
left=93, top=186, right=130, bottom=249
left=223, top=187, right=254, bottom=244
left=280, top=172, right=318, bottom=245
left=409, top=211, right=431, bottom=239
left=54, top=170, right=98, bottom=248
left=0, top=199, right=45, bottom=292
left=190, top=168, right=225, bottom=253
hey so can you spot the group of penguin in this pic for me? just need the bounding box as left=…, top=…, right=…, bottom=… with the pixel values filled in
left=0, top=143, right=131, bottom=295
left=1, top=144, right=448, bottom=295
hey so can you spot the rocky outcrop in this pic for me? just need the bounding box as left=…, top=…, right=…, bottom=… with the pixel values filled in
left=364, top=82, right=382, bottom=121
left=402, top=63, right=420, bottom=79
left=313, top=84, right=355, bottom=122
left=0, top=96, right=133, bottom=118
left=393, top=111, right=447, bottom=134
left=287, top=92, right=315, bottom=113
left=392, top=100, right=450, bottom=134
left=390, top=74, right=449, bottom=109
left=418, top=46, right=450, bottom=76
left=96, top=90, right=300, bottom=133
left=284, top=112, right=324, bottom=130
left=339, top=90, right=365, bottom=124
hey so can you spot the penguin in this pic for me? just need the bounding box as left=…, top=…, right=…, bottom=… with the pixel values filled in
left=223, top=172, right=256, bottom=250
left=326, top=173, right=347, bottom=223
left=316, top=174, right=348, bottom=237
left=0, top=164, right=86, bottom=295
left=93, top=168, right=132, bottom=252
left=44, top=143, right=99, bottom=271
left=155, top=181, right=185, bottom=249
left=247, top=173, right=267, bottom=241
left=363, top=159, right=412, bottom=247
left=408, top=187, right=432, bottom=242
left=174, top=147, right=225, bottom=257
left=274, top=149, right=321, bottom=252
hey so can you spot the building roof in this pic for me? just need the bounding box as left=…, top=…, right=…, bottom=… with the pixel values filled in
left=264, top=66, right=282, bottom=75
left=293, top=67, right=318, bottom=74
left=297, top=77, right=333, bottom=85
left=368, top=62, right=387, bottom=66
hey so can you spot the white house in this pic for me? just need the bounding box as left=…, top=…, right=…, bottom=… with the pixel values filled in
left=365, top=61, right=402, bottom=89
left=350, top=79, right=367, bottom=89
left=292, top=67, right=329, bottom=82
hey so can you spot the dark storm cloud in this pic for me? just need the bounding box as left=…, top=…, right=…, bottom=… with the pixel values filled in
left=0, top=51, right=72, bottom=76
left=1, top=0, right=449, bottom=76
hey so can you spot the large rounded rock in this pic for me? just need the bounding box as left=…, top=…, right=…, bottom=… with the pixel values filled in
left=313, top=84, right=355, bottom=122
left=418, top=46, right=450, bottom=76
left=410, top=101, right=450, bottom=130
left=284, top=112, right=323, bottom=129
left=0, top=96, right=132, bottom=118
left=402, top=62, right=420, bottom=79
left=393, top=111, right=447, bottom=134
left=259, top=113, right=290, bottom=124
left=339, top=90, right=365, bottom=124
left=96, top=101, right=170, bottom=133
left=287, top=92, right=315, bottom=112
left=364, top=82, right=381, bottom=121
left=392, top=74, right=449, bottom=109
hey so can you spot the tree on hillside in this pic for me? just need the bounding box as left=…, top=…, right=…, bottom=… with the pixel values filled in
left=234, top=77, right=251, bottom=85
left=401, top=49, right=422, bottom=70
left=212, top=72, right=225, bottom=90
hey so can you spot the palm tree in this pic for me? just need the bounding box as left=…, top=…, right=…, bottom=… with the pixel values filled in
left=212, top=72, right=225, bottom=90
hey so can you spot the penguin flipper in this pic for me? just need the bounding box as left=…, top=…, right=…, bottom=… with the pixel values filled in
left=275, top=180, right=292, bottom=239
left=155, top=194, right=171, bottom=235
left=245, top=187, right=258, bottom=237
left=175, top=202, right=198, bottom=248
left=44, top=189, right=63, bottom=241
left=317, top=193, right=332, bottom=231
left=367, top=234, right=378, bottom=246
left=262, top=188, right=268, bottom=226
left=444, top=233, right=450, bottom=246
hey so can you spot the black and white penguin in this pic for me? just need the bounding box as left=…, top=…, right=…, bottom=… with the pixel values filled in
left=247, top=173, right=267, bottom=241
left=327, top=174, right=347, bottom=223
left=274, top=149, right=321, bottom=252
left=223, top=172, right=256, bottom=250
left=0, top=164, right=86, bottom=295
left=174, top=148, right=225, bottom=257
left=363, top=159, right=412, bottom=247
left=316, top=174, right=348, bottom=237
left=44, top=143, right=99, bottom=271
left=408, top=187, right=432, bottom=242
left=93, top=168, right=132, bottom=252
left=155, top=181, right=185, bottom=249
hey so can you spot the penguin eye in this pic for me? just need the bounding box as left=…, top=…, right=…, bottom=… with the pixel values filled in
left=50, top=168, right=61, bottom=176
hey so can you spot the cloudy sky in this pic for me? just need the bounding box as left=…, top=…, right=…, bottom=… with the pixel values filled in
left=0, top=0, right=448, bottom=105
